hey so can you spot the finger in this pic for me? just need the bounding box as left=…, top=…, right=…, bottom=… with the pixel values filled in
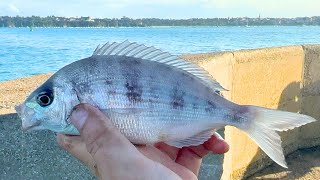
left=154, top=142, right=179, bottom=160
left=175, top=147, right=203, bottom=176
left=173, top=143, right=209, bottom=176
left=174, top=132, right=229, bottom=175
left=203, top=132, right=229, bottom=154
left=188, top=132, right=229, bottom=158
left=137, top=145, right=197, bottom=180
left=56, top=134, right=99, bottom=177
left=138, top=145, right=174, bottom=165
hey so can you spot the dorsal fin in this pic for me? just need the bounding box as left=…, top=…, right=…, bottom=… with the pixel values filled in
left=92, top=40, right=226, bottom=91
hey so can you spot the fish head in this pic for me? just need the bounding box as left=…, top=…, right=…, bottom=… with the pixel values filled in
left=15, top=79, right=80, bottom=134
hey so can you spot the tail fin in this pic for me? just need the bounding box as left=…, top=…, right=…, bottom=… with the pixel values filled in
left=239, top=105, right=317, bottom=168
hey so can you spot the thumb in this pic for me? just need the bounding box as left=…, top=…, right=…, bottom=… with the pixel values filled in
left=69, top=104, right=139, bottom=162
left=70, top=104, right=182, bottom=180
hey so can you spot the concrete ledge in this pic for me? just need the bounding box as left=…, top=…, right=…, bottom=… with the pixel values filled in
left=222, top=46, right=308, bottom=179
left=300, top=45, right=320, bottom=149
left=184, top=45, right=320, bottom=179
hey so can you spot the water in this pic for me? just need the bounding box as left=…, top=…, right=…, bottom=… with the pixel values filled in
left=1, top=26, right=320, bottom=82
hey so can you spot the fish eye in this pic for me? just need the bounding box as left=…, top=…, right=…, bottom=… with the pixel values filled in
left=37, top=92, right=53, bottom=107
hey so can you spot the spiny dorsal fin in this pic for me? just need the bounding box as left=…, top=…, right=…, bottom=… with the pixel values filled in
left=92, top=40, right=226, bottom=91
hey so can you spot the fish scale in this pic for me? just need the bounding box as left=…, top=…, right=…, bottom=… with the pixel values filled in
left=77, top=56, right=215, bottom=112
left=15, top=40, right=317, bottom=168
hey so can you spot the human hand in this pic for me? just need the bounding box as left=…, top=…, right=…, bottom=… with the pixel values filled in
left=57, top=104, right=229, bottom=180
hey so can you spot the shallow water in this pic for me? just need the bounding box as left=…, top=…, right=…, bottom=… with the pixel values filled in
left=1, top=26, right=320, bottom=82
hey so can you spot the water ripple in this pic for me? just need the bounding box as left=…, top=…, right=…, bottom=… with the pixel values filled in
left=1, top=26, right=320, bottom=82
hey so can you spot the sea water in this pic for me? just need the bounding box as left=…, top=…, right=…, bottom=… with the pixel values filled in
left=1, top=26, right=320, bottom=82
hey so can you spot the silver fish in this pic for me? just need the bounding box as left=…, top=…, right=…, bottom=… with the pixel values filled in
left=15, top=40, right=316, bottom=168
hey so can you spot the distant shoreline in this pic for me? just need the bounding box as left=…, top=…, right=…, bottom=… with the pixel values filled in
left=1, top=25, right=319, bottom=28
left=1, top=16, right=320, bottom=27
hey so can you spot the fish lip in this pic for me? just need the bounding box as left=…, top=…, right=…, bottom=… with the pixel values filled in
left=15, top=104, right=23, bottom=116
left=15, top=103, right=40, bottom=132
left=21, top=121, right=41, bottom=132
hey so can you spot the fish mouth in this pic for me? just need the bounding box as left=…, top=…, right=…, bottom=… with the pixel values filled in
left=15, top=104, right=23, bottom=116
left=15, top=104, right=41, bottom=132
left=21, top=121, right=41, bottom=132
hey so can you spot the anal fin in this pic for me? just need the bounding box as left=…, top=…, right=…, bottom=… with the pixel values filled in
left=165, top=130, right=215, bottom=148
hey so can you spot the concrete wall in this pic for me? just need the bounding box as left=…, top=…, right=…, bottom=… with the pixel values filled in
left=300, top=45, right=320, bottom=148
left=1, top=45, right=319, bottom=180
left=184, top=45, right=320, bottom=179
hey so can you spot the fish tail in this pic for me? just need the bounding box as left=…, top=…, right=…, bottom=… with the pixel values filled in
left=237, top=105, right=316, bottom=168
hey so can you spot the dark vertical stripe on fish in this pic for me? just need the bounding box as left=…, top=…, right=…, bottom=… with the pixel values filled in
left=205, top=101, right=217, bottom=112
left=171, top=86, right=185, bottom=109
left=125, top=81, right=143, bottom=102
left=120, top=57, right=143, bottom=103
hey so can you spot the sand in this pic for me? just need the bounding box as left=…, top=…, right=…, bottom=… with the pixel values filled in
left=248, top=146, right=320, bottom=180
left=0, top=74, right=52, bottom=114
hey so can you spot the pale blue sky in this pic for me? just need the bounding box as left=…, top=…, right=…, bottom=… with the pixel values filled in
left=0, top=0, right=319, bottom=18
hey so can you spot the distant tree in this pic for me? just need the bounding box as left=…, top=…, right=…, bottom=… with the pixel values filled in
left=0, top=16, right=319, bottom=27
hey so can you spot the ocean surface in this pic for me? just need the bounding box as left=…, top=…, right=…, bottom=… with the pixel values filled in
left=1, top=26, right=320, bottom=82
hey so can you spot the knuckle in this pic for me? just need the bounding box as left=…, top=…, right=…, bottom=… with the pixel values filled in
left=86, top=128, right=108, bottom=155
left=85, top=124, right=123, bottom=157
left=92, top=163, right=101, bottom=178
left=58, top=136, right=74, bottom=150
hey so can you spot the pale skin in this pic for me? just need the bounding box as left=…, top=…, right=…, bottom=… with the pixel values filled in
left=57, top=104, right=229, bottom=180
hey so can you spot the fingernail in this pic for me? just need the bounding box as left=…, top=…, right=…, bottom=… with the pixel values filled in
left=70, top=107, right=88, bottom=130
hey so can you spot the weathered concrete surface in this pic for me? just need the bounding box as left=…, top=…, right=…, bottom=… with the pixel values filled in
left=247, top=146, right=320, bottom=180
left=223, top=46, right=307, bottom=179
left=0, top=113, right=95, bottom=180
left=0, top=75, right=94, bottom=179
left=182, top=52, right=234, bottom=100
left=185, top=46, right=319, bottom=179
left=300, top=45, right=320, bottom=148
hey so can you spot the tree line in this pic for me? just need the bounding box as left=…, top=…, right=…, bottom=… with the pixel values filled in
left=1, top=16, right=320, bottom=27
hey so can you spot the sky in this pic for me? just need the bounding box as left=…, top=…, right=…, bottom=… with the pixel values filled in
left=0, top=0, right=319, bottom=18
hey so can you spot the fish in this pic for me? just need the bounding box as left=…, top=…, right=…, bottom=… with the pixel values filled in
left=15, top=40, right=316, bottom=168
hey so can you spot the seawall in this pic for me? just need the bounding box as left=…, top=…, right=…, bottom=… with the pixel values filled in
left=1, top=45, right=319, bottom=179
left=182, top=45, right=320, bottom=179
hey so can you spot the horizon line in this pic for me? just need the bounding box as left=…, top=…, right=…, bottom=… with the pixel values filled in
left=1, top=15, right=319, bottom=20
